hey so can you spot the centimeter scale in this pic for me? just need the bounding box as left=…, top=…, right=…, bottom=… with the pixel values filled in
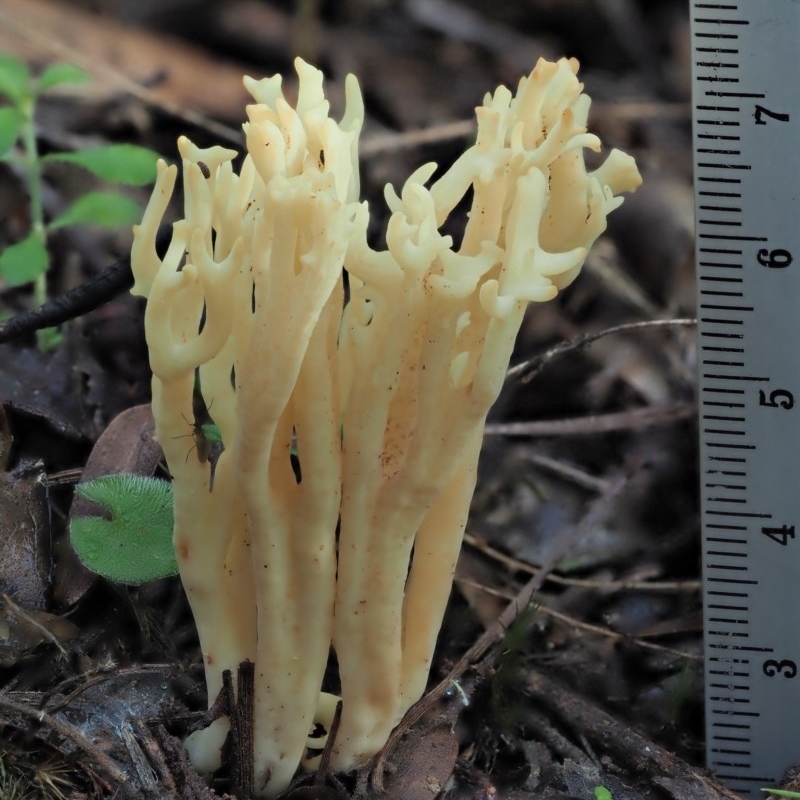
left=692, top=2, right=800, bottom=796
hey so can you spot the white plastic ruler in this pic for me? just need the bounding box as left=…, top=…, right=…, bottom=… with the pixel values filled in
left=692, top=2, right=800, bottom=796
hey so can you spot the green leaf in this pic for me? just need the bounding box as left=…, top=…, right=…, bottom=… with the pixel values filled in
left=0, top=234, right=49, bottom=286
left=594, top=788, right=614, bottom=800
left=36, top=62, right=92, bottom=93
left=49, top=191, right=142, bottom=230
left=43, top=144, right=160, bottom=186
left=0, top=107, right=20, bottom=156
left=70, top=475, right=177, bottom=584
left=0, top=54, right=30, bottom=104
left=36, top=326, right=63, bottom=351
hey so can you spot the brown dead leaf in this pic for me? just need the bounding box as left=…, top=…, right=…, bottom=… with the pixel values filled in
left=0, top=0, right=251, bottom=124
left=0, top=464, right=51, bottom=610
left=0, top=594, right=78, bottom=667
left=379, top=724, right=458, bottom=800
left=56, top=404, right=163, bottom=606
left=73, top=404, right=162, bottom=484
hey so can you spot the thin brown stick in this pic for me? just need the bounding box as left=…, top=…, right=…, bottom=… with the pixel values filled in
left=524, top=668, right=744, bottom=800
left=360, top=120, right=474, bottom=156
left=505, top=318, right=697, bottom=384
left=43, top=664, right=178, bottom=714
left=133, top=718, right=179, bottom=795
left=314, top=699, right=343, bottom=787
left=523, top=451, right=611, bottom=492
left=359, top=102, right=688, bottom=158
left=462, top=532, right=701, bottom=593
left=455, top=577, right=701, bottom=661
left=536, top=604, right=701, bottom=661
left=231, top=660, right=255, bottom=800
left=483, top=401, right=696, bottom=438
left=239, top=660, right=255, bottom=798
left=2, top=594, right=67, bottom=657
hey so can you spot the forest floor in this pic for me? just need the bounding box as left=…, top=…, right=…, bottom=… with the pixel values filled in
left=0, top=1, right=742, bottom=799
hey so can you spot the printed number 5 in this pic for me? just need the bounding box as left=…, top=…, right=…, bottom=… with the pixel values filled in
left=759, top=388, right=794, bottom=409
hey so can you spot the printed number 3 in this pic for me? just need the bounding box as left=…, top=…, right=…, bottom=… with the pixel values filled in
left=763, top=659, right=798, bottom=678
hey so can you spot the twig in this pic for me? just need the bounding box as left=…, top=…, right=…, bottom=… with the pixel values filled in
left=483, top=401, right=696, bottom=438
left=454, top=577, right=701, bottom=661
left=522, top=451, right=611, bottom=492
left=536, top=604, right=701, bottom=661
left=524, top=668, right=743, bottom=800
left=121, top=724, right=160, bottom=793
left=1, top=594, right=67, bottom=657
left=43, top=663, right=178, bottom=714
left=462, top=532, right=701, bottom=593
left=314, top=699, right=342, bottom=787
left=134, top=718, right=179, bottom=795
left=360, top=119, right=474, bottom=156
left=150, top=722, right=219, bottom=800
left=233, top=660, right=255, bottom=800
left=0, top=223, right=173, bottom=344
left=505, top=318, right=697, bottom=384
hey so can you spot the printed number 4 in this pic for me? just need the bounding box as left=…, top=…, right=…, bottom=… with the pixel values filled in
left=761, top=524, right=795, bottom=546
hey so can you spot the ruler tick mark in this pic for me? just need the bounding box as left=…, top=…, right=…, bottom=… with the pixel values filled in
left=710, top=682, right=749, bottom=689
left=697, top=177, right=742, bottom=184
left=694, top=18, right=749, bottom=24
left=699, top=234, right=765, bottom=241
left=707, top=579, right=757, bottom=587
left=707, top=522, right=748, bottom=529
left=705, top=91, right=765, bottom=99
left=704, top=374, right=765, bottom=381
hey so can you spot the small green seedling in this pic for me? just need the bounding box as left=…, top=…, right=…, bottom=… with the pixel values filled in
left=0, top=53, right=160, bottom=346
left=594, top=787, right=614, bottom=800
left=70, top=474, right=178, bottom=584
left=762, top=790, right=800, bottom=798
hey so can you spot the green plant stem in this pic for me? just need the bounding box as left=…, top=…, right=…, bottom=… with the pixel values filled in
left=19, top=92, right=46, bottom=308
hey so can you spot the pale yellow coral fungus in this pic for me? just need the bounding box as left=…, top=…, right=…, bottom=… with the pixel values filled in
left=132, top=56, right=640, bottom=796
